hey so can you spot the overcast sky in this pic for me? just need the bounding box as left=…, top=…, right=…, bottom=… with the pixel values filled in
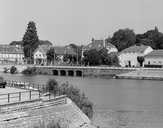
left=0, top=0, right=163, bottom=45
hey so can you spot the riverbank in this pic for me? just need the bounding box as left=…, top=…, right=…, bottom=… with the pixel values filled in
left=23, top=65, right=135, bottom=78
left=2, top=64, right=163, bottom=81
left=116, top=69, right=163, bottom=81
left=0, top=64, right=27, bottom=73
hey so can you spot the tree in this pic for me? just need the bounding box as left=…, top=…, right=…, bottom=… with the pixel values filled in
left=22, top=21, right=39, bottom=62
left=68, top=44, right=82, bottom=64
left=46, top=47, right=55, bottom=64
left=136, top=27, right=163, bottom=49
left=83, top=49, right=102, bottom=66
left=111, top=28, right=136, bottom=51
left=137, top=56, right=144, bottom=67
left=83, top=48, right=119, bottom=66
left=98, top=48, right=110, bottom=65
left=46, top=79, right=59, bottom=95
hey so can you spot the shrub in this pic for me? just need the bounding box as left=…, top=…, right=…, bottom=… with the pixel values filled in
left=10, top=66, right=17, bottom=74
left=3, top=67, right=8, bottom=73
left=45, top=79, right=59, bottom=95
left=45, top=79, right=94, bottom=119
left=22, top=67, right=37, bottom=75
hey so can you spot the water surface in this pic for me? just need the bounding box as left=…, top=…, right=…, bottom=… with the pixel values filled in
left=1, top=73, right=163, bottom=128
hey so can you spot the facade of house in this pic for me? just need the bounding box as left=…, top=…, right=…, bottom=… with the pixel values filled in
left=0, top=45, right=24, bottom=64
left=34, top=45, right=77, bottom=65
left=144, top=50, right=163, bottom=68
left=33, top=45, right=52, bottom=65
left=53, top=46, right=77, bottom=64
left=82, top=38, right=118, bottom=57
left=119, top=45, right=153, bottom=67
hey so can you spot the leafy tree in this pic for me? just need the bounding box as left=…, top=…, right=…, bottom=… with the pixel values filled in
left=110, top=28, right=136, bottom=51
left=69, top=44, right=82, bottom=64
left=22, top=21, right=39, bottom=62
left=136, top=27, right=163, bottom=49
left=83, top=48, right=119, bottom=66
left=137, top=56, right=144, bottom=67
left=98, top=48, right=110, bottom=65
left=46, top=47, right=55, bottom=64
left=83, top=49, right=102, bottom=66
left=46, top=79, right=59, bottom=95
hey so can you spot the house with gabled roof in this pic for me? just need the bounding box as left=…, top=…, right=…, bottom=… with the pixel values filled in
left=144, top=50, right=163, bottom=68
left=118, top=45, right=153, bottom=67
left=33, top=45, right=52, bottom=65
left=0, top=45, right=24, bottom=64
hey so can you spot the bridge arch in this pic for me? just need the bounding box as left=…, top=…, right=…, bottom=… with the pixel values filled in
left=68, top=70, right=74, bottom=76
left=53, top=70, right=59, bottom=76
left=76, top=70, right=82, bottom=77
left=60, top=70, right=66, bottom=76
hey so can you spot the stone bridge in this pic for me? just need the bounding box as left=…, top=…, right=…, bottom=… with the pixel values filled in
left=32, top=66, right=136, bottom=77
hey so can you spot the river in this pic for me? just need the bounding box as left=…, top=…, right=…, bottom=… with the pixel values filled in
left=1, top=72, right=163, bottom=128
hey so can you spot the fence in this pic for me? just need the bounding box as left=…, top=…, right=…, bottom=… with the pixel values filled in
left=0, top=90, right=40, bottom=105
left=0, top=80, right=67, bottom=105
left=5, top=80, right=45, bottom=92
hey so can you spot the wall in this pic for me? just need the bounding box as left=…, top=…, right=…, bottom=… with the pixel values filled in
left=144, top=57, right=163, bottom=66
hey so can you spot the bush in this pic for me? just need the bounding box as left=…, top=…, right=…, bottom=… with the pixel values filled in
left=45, top=79, right=94, bottom=119
left=3, top=67, right=8, bottom=73
left=45, top=79, right=59, bottom=95
left=10, top=66, right=17, bottom=74
left=22, top=67, right=37, bottom=75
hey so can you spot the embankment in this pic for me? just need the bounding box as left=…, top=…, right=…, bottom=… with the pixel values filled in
left=0, top=96, right=94, bottom=128
left=23, top=66, right=135, bottom=78
left=116, top=68, right=163, bottom=80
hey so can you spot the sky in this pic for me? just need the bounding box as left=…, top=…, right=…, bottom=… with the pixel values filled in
left=0, top=0, right=163, bottom=45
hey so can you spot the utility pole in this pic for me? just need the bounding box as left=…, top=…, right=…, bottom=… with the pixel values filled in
left=77, top=47, right=79, bottom=65
left=53, top=47, right=55, bottom=65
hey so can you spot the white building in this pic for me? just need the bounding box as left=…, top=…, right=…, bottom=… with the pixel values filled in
left=144, top=50, right=163, bottom=68
left=0, top=45, right=24, bottom=64
left=82, top=39, right=118, bottom=57
left=34, top=45, right=52, bottom=65
left=119, top=45, right=153, bottom=67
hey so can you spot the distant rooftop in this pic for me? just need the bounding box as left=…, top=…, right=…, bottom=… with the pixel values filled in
left=53, top=46, right=76, bottom=55
left=84, top=39, right=116, bottom=51
left=145, top=50, right=163, bottom=58
left=121, top=45, right=150, bottom=54
left=0, top=45, right=24, bottom=54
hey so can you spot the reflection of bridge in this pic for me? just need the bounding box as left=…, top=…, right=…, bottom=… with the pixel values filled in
left=31, top=66, right=136, bottom=77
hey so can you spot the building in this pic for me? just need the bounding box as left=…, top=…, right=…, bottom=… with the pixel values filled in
left=0, top=45, right=24, bottom=64
left=34, top=45, right=77, bottom=65
left=144, top=50, right=163, bottom=68
left=82, top=38, right=118, bottom=57
left=119, top=45, right=153, bottom=67
left=53, top=46, right=77, bottom=63
left=33, top=45, right=52, bottom=65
